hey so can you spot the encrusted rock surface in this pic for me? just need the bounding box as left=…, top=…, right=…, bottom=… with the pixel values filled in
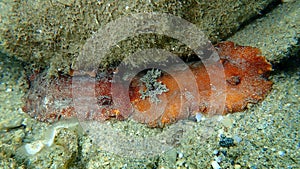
left=229, top=0, right=299, bottom=64
left=0, top=0, right=276, bottom=76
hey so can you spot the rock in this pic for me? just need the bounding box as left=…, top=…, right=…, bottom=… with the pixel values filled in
left=0, top=0, right=276, bottom=77
left=229, top=1, right=300, bottom=64
left=0, top=115, right=23, bottom=131
left=15, top=125, right=79, bottom=169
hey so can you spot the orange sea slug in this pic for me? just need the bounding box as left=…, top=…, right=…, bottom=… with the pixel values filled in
left=23, top=41, right=273, bottom=127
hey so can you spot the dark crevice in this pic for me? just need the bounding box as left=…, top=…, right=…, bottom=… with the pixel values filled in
left=236, top=0, right=282, bottom=34
left=271, top=40, right=300, bottom=73
left=225, top=0, right=282, bottom=41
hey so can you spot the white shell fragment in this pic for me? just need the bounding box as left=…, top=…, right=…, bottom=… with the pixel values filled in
left=24, top=140, right=45, bottom=155
left=211, top=161, right=221, bottom=169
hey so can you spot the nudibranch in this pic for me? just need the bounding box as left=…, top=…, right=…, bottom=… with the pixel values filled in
left=23, top=41, right=273, bottom=127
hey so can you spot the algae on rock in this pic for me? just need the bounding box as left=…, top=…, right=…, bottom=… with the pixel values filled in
left=0, top=0, right=276, bottom=77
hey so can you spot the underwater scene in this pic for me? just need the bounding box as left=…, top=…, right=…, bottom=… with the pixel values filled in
left=0, top=0, right=299, bottom=168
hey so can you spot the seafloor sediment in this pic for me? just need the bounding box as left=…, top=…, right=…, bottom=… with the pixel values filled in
left=0, top=48, right=299, bottom=169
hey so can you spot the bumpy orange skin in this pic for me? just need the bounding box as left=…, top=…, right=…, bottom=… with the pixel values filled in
left=23, top=41, right=272, bottom=127
left=217, top=42, right=272, bottom=112
left=129, top=42, right=272, bottom=127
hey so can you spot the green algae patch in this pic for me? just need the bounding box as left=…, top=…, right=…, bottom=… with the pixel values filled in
left=1, top=0, right=275, bottom=77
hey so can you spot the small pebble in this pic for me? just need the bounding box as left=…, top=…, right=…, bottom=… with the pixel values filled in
left=178, top=152, right=184, bottom=159
left=213, top=149, right=219, bottom=155
left=233, top=135, right=242, bottom=143
left=195, top=113, right=203, bottom=122
left=278, top=151, right=285, bottom=157
left=211, top=161, right=221, bottom=169
left=234, top=164, right=241, bottom=169
left=221, top=116, right=233, bottom=127
left=214, top=156, right=222, bottom=163
left=219, top=134, right=234, bottom=147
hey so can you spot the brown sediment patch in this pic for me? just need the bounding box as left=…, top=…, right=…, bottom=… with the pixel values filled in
left=22, top=41, right=272, bottom=127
